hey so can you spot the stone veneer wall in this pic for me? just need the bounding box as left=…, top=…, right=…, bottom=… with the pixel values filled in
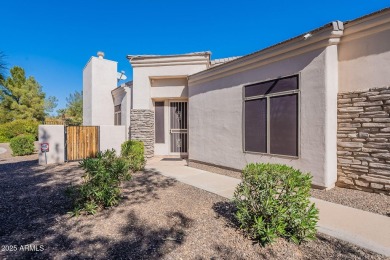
left=337, top=86, right=390, bottom=195
left=130, top=109, right=154, bottom=158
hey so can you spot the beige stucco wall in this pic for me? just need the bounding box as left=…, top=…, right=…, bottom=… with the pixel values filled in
left=83, top=56, right=117, bottom=126
left=188, top=46, right=339, bottom=188
left=339, top=15, right=390, bottom=91
left=38, top=125, right=65, bottom=165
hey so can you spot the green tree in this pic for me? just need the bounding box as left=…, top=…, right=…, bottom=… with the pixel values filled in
left=0, top=66, right=57, bottom=123
left=45, top=96, right=58, bottom=115
left=57, top=91, right=83, bottom=125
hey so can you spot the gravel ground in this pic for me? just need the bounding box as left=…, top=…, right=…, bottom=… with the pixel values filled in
left=189, top=160, right=390, bottom=217
left=0, top=143, right=39, bottom=163
left=0, top=154, right=387, bottom=259
left=188, top=160, right=242, bottom=179
left=311, top=187, right=390, bottom=217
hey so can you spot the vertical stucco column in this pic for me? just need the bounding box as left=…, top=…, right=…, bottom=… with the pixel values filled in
left=83, top=53, right=117, bottom=126
left=322, top=44, right=339, bottom=188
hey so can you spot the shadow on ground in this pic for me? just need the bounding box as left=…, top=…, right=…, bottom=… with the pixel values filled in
left=122, top=168, right=176, bottom=205
left=0, top=159, right=187, bottom=259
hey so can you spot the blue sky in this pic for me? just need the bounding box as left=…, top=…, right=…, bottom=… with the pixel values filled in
left=0, top=1, right=388, bottom=110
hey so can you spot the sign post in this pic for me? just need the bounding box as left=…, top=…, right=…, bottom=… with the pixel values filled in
left=40, top=143, right=49, bottom=165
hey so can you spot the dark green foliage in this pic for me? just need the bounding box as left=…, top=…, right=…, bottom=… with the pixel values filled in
left=0, top=119, right=39, bottom=142
left=9, top=134, right=35, bottom=156
left=71, top=150, right=131, bottom=215
left=233, top=163, right=319, bottom=245
left=0, top=66, right=57, bottom=123
left=121, top=140, right=146, bottom=171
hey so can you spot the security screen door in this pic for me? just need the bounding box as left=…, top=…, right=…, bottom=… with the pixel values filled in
left=170, top=101, right=188, bottom=153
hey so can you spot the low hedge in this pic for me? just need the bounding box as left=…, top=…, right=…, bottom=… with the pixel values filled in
left=233, top=163, right=318, bottom=245
left=10, top=135, right=36, bottom=156
left=0, top=120, right=39, bottom=142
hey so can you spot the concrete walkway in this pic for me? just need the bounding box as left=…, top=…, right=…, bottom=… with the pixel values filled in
left=146, top=158, right=390, bottom=257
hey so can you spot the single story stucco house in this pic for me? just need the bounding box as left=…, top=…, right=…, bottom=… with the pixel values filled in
left=82, top=8, right=390, bottom=193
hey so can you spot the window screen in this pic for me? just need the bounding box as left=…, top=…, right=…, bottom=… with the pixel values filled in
left=244, top=75, right=299, bottom=157
left=245, top=75, right=298, bottom=97
left=270, top=94, right=298, bottom=156
left=245, top=99, right=267, bottom=153
left=155, top=102, right=165, bottom=143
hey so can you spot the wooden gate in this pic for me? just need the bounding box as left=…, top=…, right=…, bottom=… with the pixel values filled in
left=65, top=126, right=99, bottom=161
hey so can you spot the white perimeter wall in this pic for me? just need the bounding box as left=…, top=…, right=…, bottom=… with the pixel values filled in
left=38, top=125, right=126, bottom=165
left=99, top=125, right=127, bottom=155
left=38, top=125, right=65, bottom=164
left=188, top=46, right=338, bottom=188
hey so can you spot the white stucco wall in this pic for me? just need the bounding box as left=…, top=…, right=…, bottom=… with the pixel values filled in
left=99, top=125, right=126, bottom=155
left=151, top=77, right=188, bottom=98
left=339, top=28, right=390, bottom=91
left=38, top=125, right=65, bottom=165
left=112, top=85, right=132, bottom=139
left=129, top=54, right=209, bottom=156
left=83, top=56, right=117, bottom=126
left=188, top=46, right=339, bottom=188
left=83, top=63, right=93, bottom=125
left=132, top=63, right=208, bottom=110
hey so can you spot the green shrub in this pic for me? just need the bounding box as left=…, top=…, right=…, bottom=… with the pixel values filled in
left=71, top=149, right=131, bottom=216
left=0, top=120, right=39, bottom=142
left=121, top=140, right=146, bottom=172
left=9, top=135, right=36, bottom=156
left=233, top=163, right=318, bottom=245
left=0, top=136, right=8, bottom=143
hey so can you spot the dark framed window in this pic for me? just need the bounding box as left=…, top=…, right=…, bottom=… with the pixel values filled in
left=114, top=105, right=121, bottom=125
left=155, top=101, right=165, bottom=143
left=244, top=75, right=299, bottom=157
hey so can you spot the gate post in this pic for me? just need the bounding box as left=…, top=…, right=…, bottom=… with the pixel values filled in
left=64, top=126, right=68, bottom=162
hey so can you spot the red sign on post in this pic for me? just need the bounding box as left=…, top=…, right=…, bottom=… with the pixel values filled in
left=41, top=143, right=49, bottom=152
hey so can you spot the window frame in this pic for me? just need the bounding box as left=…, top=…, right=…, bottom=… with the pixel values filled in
left=242, top=74, right=301, bottom=159
left=154, top=101, right=165, bottom=144
left=114, top=105, right=121, bottom=126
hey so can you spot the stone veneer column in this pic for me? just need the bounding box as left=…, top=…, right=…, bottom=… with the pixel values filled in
left=130, top=109, right=154, bottom=158
left=337, top=86, right=390, bottom=195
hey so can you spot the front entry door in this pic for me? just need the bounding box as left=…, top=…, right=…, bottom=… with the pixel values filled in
left=170, top=101, right=188, bottom=154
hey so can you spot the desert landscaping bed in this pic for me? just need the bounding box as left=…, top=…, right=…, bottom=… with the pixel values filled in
left=0, top=154, right=387, bottom=259
left=189, top=160, right=390, bottom=217
left=310, top=186, right=390, bottom=217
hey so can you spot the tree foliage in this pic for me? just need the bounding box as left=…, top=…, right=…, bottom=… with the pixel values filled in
left=0, top=66, right=57, bottom=123
left=57, top=91, right=83, bottom=125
